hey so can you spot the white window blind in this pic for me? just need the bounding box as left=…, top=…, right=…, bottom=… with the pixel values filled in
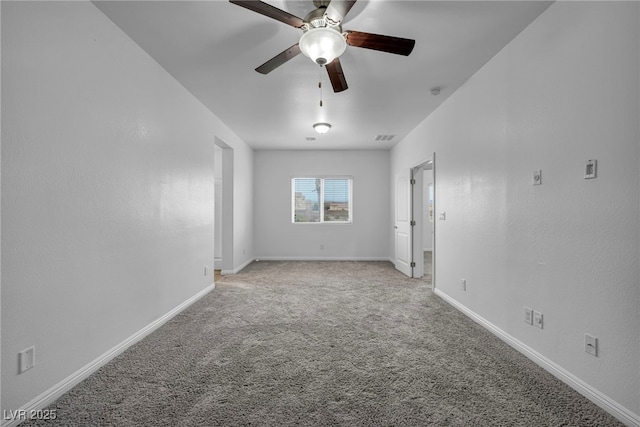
left=292, top=177, right=352, bottom=223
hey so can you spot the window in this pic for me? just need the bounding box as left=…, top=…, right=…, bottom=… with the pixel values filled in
left=292, top=177, right=352, bottom=223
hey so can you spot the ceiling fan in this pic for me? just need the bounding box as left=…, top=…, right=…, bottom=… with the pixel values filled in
left=229, top=0, right=416, bottom=92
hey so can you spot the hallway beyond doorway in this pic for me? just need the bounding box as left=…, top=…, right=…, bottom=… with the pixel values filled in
left=423, top=250, right=432, bottom=285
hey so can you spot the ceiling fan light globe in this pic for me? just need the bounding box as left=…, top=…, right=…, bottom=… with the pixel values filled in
left=299, top=27, right=347, bottom=66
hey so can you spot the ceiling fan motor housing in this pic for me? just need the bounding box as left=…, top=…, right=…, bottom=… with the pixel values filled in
left=304, top=7, right=327, bottom=29
left=312, top=0, right=331, bottom=8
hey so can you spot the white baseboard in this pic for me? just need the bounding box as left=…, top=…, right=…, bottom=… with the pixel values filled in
left=254, top=256, right=391, bottom=262
left=221, top=257, right=255, bottom=275
left=1, top=283, right=216, bottom=427
left=434, top=288, right=640, bottom=427
left=222, top=257, right=394, bottom=276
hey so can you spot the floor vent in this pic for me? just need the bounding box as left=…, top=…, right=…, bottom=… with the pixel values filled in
left=375, top=134, right=395, bottom=141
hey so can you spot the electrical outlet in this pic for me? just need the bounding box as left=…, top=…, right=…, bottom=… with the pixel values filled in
left=524, top=307, right=533, bottom=325
left=19, top=346, right=35, bottom=374
left=461, top=278, right=467, bottom=291
left=204, top=266, right=208, bottom=276
left=533, top=311, right=543, bottom=329
left=585, top=334, right=598, bottom=356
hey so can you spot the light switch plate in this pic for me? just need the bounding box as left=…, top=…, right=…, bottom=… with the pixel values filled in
left=533, top=170, right=542, bottom=185
left=524, top=307, right=533, bottom=325
left=533, top=311, right=543, bottom=329
left=585, top=159, right=597, bottom=179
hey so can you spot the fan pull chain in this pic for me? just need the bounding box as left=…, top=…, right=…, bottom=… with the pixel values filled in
left=319, top=67, right=323, bottom=107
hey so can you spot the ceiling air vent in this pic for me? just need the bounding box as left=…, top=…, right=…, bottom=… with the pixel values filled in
left=375, top=134, right=395, bottom=142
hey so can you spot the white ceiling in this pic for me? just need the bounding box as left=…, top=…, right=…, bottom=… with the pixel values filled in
left=94, top=1, right=552, bottom=150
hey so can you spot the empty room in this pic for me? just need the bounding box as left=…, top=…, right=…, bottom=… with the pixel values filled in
left=2, top=1, right=639, bottom=426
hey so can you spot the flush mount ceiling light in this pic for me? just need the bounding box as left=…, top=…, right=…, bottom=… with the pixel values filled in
left=313, top=122, right=332, bottom=134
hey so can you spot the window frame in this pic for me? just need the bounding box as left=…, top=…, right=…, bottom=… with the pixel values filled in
left=291, top=176, right=353, bottom=224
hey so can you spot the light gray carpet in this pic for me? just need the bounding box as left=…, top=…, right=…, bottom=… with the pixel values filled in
left=24, top=261, right=621, bottom=426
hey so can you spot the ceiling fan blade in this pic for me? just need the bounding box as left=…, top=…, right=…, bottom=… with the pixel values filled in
left=346, top=30, right=415, bottom=56
left=229, top=0, right=304, bottom=28
left=324, top=0, right=357, bottom=24
left=255, top=43, right=301, bottom=74
left=325, top=58, right=348, bottom=93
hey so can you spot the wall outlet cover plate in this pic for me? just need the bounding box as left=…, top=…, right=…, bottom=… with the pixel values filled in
left=585, top=333, right=598, bottom=356
left=19, top=346, right=35, bottom=374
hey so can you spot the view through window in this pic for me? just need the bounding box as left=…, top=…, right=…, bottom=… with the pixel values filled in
left=292, top=177, right=352, bottom=223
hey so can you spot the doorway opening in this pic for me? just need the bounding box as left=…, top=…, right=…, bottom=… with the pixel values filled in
left=214, top=138, right=234, bottom=276
left=411, top=155, right=435, bottom=288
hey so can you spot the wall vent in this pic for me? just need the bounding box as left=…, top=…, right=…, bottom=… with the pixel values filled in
left=375, top=134, right=395, bottom=142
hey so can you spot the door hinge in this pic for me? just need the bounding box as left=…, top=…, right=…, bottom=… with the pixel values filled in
left=410, top=179, right=416, bottom=185
left=410, top=220, right=416, bottom=226
left=410, top=262, right=416, bottom=268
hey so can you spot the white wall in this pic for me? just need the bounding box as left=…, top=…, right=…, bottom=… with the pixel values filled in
left=1, top=1, right=252, bottom=415
left=254, top=150, right=390, bottom=260
left=232, top=140, right=254, bottom=272
left=391, top=2, right=639, bottom=423
left=214, top=145, right=223, bottom=266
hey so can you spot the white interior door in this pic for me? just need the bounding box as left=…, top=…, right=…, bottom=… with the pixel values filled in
left=395, top=174, right=412, bottom=277
left=412, top=167, right=424, bottom=279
